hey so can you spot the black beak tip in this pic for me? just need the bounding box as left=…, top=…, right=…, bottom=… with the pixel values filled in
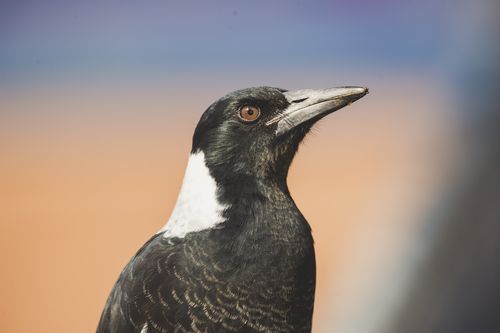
left=356, top=86, right=369, bottom=95
left=345, top=86, right=369, bottom=104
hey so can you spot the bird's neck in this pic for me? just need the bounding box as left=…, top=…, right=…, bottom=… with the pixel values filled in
left=160, top=151, right=304, bottom=240
left=160, top=151, right=228, bottom=238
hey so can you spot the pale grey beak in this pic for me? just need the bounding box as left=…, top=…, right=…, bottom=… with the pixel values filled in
left=267, top=86, right=368, bottom=135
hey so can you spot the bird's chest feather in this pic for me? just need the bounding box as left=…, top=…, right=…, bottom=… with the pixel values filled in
left=125, top=226, right=315, bottom=332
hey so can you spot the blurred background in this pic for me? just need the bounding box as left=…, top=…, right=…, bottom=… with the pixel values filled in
left=1, top=0, right=499, bottom=332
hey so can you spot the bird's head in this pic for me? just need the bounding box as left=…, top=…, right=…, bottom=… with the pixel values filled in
left=192, top=86, right=368, bottom=185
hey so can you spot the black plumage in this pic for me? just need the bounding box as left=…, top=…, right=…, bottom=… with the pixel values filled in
left=97, top=86, right=367, bottom=333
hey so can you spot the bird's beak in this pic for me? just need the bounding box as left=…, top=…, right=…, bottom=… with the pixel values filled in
left=267, top=87, right=368, bottom=136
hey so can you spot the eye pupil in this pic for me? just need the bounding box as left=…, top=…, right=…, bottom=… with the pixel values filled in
left=238, top=105, right=261, bottom=122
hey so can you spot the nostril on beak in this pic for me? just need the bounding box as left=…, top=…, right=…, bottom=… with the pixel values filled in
left=292, top=97, right=308, bottom=104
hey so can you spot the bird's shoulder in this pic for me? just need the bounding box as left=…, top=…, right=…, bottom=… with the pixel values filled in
left=99, top=230, right=314, bottom=332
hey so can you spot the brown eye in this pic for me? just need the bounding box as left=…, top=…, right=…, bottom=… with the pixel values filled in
left=238, top=105, right=261, bottom=122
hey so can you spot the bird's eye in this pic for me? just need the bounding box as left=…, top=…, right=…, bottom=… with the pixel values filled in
left=238, top=105, right=261, bottom=122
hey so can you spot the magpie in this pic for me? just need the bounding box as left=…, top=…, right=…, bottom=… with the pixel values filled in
left=97, top=86, right=368, bottom=333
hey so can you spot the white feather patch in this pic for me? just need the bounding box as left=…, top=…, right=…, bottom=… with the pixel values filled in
left=140, top=323, right=148, bottom=333
left=160, top=151, right=228, bottom=238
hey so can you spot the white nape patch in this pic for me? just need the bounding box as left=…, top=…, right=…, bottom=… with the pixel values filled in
left=140, top=323, right=148, bottom=333
left=159, top=151, right=228, bottom=238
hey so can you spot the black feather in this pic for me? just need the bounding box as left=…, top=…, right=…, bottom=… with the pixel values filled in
left=98, top=87, right=316, bottom=333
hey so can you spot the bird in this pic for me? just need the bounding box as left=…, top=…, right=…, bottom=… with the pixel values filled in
left=97, top=86, right=368, bottom=333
